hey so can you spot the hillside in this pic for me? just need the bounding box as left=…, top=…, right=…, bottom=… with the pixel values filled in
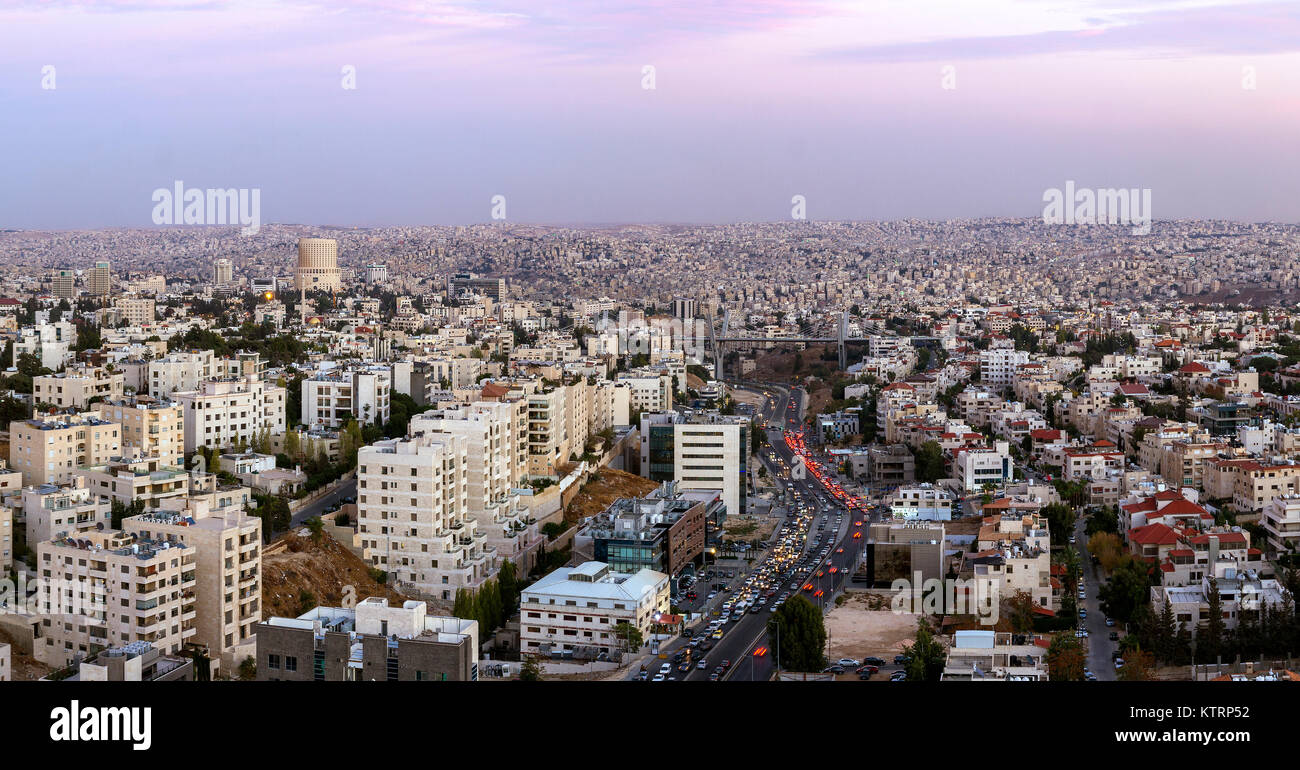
left=261, top=529, right=422, bottom=618
left=562, top=467, right=660, bottom=526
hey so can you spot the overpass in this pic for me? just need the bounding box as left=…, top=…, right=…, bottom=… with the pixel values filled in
left=699, top=309, right=881, bottom=378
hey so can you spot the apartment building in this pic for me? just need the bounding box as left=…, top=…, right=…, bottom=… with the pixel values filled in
left=640, top=411, right=749, bottom=518
left=113, top=296, right=156, bottom=326
left=174, top=377, right=287, bottom=453
left=519, top=561, right=670, bottom=659
left=15, top=321, right=76, bottom=371
left=0, top=503, right=12, bottom=575
left=357, top=434, right=495, bottom=601
left=941, top=630, right=1049, bottom=681
left=148, top=349, right=216, bottom=395
left=970, top=510, right=1054, bottom=611
left=125, top=497, right=261, bottom=657
left=34, top=530, right=197, bottom=668
left=978, top=346, right=1031, bottom=388
left=302, top=365, right=392, bottom=428
left=887, top=484, right=955, bottom=521
left=953, top=442, right=1013, bottom=492
left=9, top=413, right=122, bottom=486
left=616, top=369, right=673, bottom=413
left=1152, top=561, right=1290, bottom=639
left=256, top=597, right=480, bottom=681
left=526, top=386, right=569, bottom=477
left=20, top=478, right=112, bottom=545
left=96, top=396, right=183, bottom=466
left=33, top=365, right=125, bottom=410
left=1261, top=495, right=1300, bottom=554
left=1060, top=445, right=1126, bottom=482
left=408, top=404, right=543, bottom=574
left=75, top=456, right=189, bottom=510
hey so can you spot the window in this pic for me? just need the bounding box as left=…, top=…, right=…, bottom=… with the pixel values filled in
left=284, top=655, right=297, bottom=672
left=268, top=654, right=281, bottom=669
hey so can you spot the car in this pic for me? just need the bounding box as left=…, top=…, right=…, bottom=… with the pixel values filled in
left=889, top=671, right=908, bottom=681
left=1085, top=672, right=1098, bottom=681
left=753, top=647, right=768, bottom=657
left=1114, top=659, right=1125, bottom=669
left=863, top=657, right=886, bottom=667
left=636, top=670, right=649, bottom=681
left=1109, top=631, right=1120, bottom=641
left=824, top=665, right=845, bottom=674
left=858, top=671, right=873, bottom=680
left=720, top=660, right=732, bottom=670
left=696, top=659, right=708, bottom=670
left=708, top=672, right=720, bottom=681
left=836, top=547, right=844, bottom=554
left=652, top=673, right=666, bottom=681
left=894, top=654, right=910, bottom=665
left=856, top=664, right=879, bottom=675
left=852, top=532, right=862, bottom=539
left=678, top=662, right=692, bottom=672
left=1078, top=609, right=1087, bottom=619
left=1111, top=650, right=1123, bottom=660
left=658, top=663, right=671, bottom=675
left=1105, top=618, right=1116, bottom=627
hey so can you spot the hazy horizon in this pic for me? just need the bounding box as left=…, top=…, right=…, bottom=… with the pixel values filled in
left=3, top=0, right=1299, bottom=229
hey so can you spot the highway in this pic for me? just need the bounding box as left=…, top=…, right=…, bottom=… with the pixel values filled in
left=644, top=383, right=880, bottom=682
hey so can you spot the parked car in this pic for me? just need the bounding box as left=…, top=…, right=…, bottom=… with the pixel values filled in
left=863, top=656, right=887, bottom=667
left=893, top=654, right=909, bottom=665
left=837, top=657, right=859, bottom=667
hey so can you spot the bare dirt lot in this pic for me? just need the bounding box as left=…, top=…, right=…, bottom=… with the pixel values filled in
left=823, top=590, right=928, bottom=661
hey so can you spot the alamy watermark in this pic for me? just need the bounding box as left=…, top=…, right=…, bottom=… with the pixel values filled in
left=890, top=572, right=1000, bottom=625
left=0, top=574, right=107, bottom=618
left=151, top=181, right=261, bottom=235
left=1042, top=180, right=1151, bottom=235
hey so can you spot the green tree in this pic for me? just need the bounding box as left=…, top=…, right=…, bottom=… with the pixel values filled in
left=1099, top=557, right=1150, bottom=625
left=518, top=655, right=544, bottom=681
left=913, top=441, right=945, bottom=483
left=237, top=656, right=257, bottom=680
left=1199, top=576, right=1226, bottom=662
left=612, top=621, right=644, bottom=652
left=1041, top=502, right=1077, bottom=547
left=902, top=617, right=946, bottom=682
left=768, top=594, right=826, bottom=672
left=305, top=516, right=324, bottom=544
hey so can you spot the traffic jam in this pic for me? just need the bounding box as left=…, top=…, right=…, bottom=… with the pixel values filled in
left=782, top=426, right=869, bottom=520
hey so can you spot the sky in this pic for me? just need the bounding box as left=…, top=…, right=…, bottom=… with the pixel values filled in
left=1, top=0, right=1298, bottom=229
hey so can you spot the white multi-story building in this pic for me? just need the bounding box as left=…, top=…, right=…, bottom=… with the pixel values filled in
left=34, top=529, right=197, bottom=668
left=640, top=411, right=749, bottom=518
left=21, top=477, right=112, bottom=545
left=174, top=377, right=286, bottom=453
left=33, top=365, right=125, bottom=410
left=409, top=404, right=543, bottom=573
left=519, top=561, right=670, bottom=659
left=16, top=321, right=76, bottom=371
left=954, top=442, right=1014, bottom=492
left=888, top=484, right=956, bottom=521
left=302, top=365, right=391, bottom=428
left=149, top=350, right=217, bottom=396
left=978, top=347, right=1031, bottom=388
left=356, top=434, right=494, bottom=601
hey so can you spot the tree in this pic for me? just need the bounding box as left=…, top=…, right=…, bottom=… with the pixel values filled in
left=1199, top=576, right=1227, bottom=662
left=913, top=441, right=945, bottom=483
left=1088, top=531, right=1124, bottom=571
left=612, top=621, right=644, bottom=653
left=452, top=588, right=476, bottom=622
left=768, top=594, right=826, bottom=672
left=1046, top=633, right=1086, bottom=680
left=237, top=656, right=257, bottom=680
left=902, top=617, right=946, bottom=682
left=1116, top=646, right=1157, bottom=681
left=518, top=655, right=544, bottom=681
left=498, top=559, right=520, bottom=617
left=1006, top=590, right=1037, bottom=634
left=1041, top=503, right=1077, bottom=547
left=305, top=516, right=324, bottom=544
left=1099, top=557, right=1150, bottom=625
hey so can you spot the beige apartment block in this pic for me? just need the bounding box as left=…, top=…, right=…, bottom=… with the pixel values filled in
left=96, top=396, right=184, bottom=466
left=22, top=477, right=112, bottom=545
left=0, top=504, right=12, bottom=576
left=9, top=413, right=122, bottom=487
left=357, top=434, right=494, bottom=601
left=114, top=296, right=156, bottom=326
left=519, top=561, right=670, bottom=659
left=148, top=349, right=216, bottom=396
left=126, top=497, right=261, bottom=658
left=75, top=456, right=189, bottom=510
left=174, top=376, right=286, bottom=453
left=34, top=530, right=197, bottom=668
left=33, top=365, right=125, bottom=411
